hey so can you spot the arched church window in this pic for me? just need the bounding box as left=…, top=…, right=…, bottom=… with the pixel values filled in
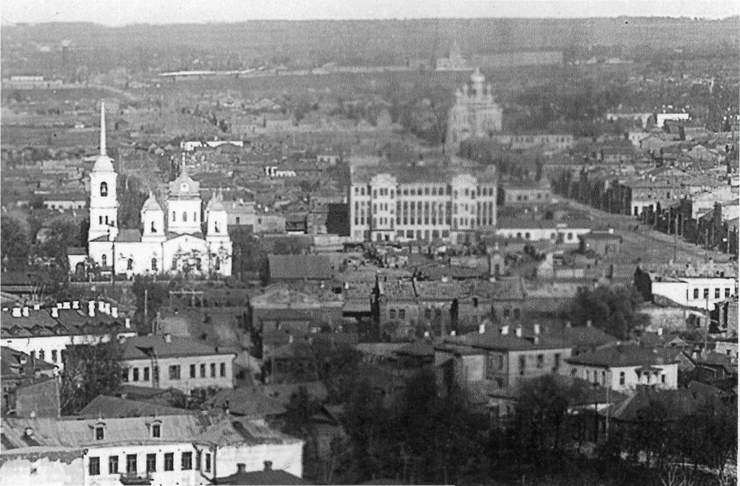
left=151, top=258, right=158, bottom=272
left=99, top=216, right=103, bottom=225
left=127, top=258, right=134, bottom=271
left=101, top=254, right=107, bottom=267
left=193, top=212, right=197, bottom=222
left=183, top=212, right=187, bottom=222
left=215, top=257, right=221, bottom=270
left=172, top=211, right=176, bottom=222
left=214, top=221, right=219, bottom=233
left=195, top=258, right=202, bottom=271
left=100, top=182, right=108, bottom=197
left=151, top=221, right=157, bottom=233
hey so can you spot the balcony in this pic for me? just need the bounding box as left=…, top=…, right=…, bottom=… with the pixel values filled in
left=119, top=472, right=152, bottom=485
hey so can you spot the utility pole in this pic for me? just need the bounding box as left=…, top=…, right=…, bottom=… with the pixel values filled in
left=673, top=212, right=678, bottom=262
left=144, top=288, right=149, bottom=334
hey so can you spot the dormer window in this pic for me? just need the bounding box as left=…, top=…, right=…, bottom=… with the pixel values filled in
left=152, top=423, right=161, bottom=438
left=94, top=424, right=105, bottom=440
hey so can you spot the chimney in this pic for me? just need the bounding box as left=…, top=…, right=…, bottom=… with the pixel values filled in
left=500, top=324, right=509, bottom=335
left=111, top=307, right=119, bottom=318
left=33, top=303, right=41, bottom=311
left=118, top=335, right=127, bottom=345
left=478, top=323, right=486, bottom=334
left=51, top=307, right=59, bottom=318
left=586, top=320, right=593, bottom=328
left=288, top=334, right=294, bottom=344
left=11, top=308, right=21, bottom=317
left=237, top=463, right=246, bottom=473
left=164, top=334, right=172, bottom=343
left=72, top=301, right=80, bottom=309
left=450, top=330, right=456, bottom=336
left=62, top=302, right=71, bottom=309
left=263, top=461, right=272, bottom=472
left=533, top=323, right=541, bottom=335
left=56, top=303, right=63, bottom=309
left=22, top=307, right=30, bottom=317
left=88, top=301, right=95, bottom=317
left=104, top=302, right=111, bottom=314
left=124, top=317, right=131, bottom=329
left=565, top=320, right=572, bottom=329
left=98, top=301, right=105, bottom=312
left=515, top=326, right=523, bottom=338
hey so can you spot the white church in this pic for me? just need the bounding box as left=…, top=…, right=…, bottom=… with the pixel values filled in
left=70, top=103, right=232, bottom=278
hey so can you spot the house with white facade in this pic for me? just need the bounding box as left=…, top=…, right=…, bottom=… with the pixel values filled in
left=118, top=334, right=236, bottom=393
left=0, top=411, right=303, bottom=486
left=1, top=301, right=135, bottom=371
left=564, top=343, right=679, bottom=393
left=650, top=275, right=737, bottom=310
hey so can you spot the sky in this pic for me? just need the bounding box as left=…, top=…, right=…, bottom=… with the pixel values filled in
left=2, top=0, right=739, bottom=26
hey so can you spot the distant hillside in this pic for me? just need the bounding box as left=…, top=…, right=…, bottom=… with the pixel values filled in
left=2, top=17, right=738, bottom=75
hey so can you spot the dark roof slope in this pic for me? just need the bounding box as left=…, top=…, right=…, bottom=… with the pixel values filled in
left=120, top=335, right=236, bottom=360
left=78, top=395, right=188, bottom=418
left=567, top=344, right=677, bottom=367
left=216, top=468, right=310, bottom=485
left=268, top=255, right=332, bottom=281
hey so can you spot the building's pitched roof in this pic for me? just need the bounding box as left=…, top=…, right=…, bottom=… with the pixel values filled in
left=205, top=387, right=286, bottom=418
left=215, top=468, right=311, bottom=485
left=566, top=344, right=677, bottom=368
left=0, top=346, right=56, bottom=378
left=1, top=305, right=130, bottom=339
left=77, top=395, right=188, bottom=418
left=607, top=387, right=715, bottom=422
left=440, top=330, right=570, bottom=352
left=119, top=335, right=236, bottom=360
left=268, top=255, right=333, bottom=281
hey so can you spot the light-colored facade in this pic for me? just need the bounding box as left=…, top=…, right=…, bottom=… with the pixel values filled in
left=349, top=164, right=497, bottom=244
left=0, top=414, right=303, bottom=486
left=1, top=302, right=135, bottom=371
left=446, top=68, right=503, bottom=153
left=495, top=219, right=592, bottom=244
left=118, top=335, right=236, bottom=393
left=564, top=344, right=679, bottom=393
left=650, top=276, right=737, bottom=310
left=82, top=102, right=232, bottom=278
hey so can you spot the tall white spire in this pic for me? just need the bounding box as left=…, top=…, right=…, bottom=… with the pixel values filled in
left=100, top=101, right=107, bottom=156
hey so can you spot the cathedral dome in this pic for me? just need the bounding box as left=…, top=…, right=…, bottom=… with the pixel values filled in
left=93, top=154, right=115, bottom=172
left=141, top=192, right=162, bottom=212
left=470, top=67, right=485, bottom=84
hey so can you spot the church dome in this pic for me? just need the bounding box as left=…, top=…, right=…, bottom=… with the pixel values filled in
left=141, top=192, right=162, bottom=212
left=470, top=67, right=485, bottom=84
left=93, top=154, right=115, bottom=172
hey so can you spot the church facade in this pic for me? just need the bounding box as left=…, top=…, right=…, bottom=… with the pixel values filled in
left=76, top=103, right=232, bottom=278
left=445, top=68, right=503, bottom=154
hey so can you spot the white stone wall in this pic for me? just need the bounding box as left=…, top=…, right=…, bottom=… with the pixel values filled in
left=120, top=355, right=235, bottom=393
left=0, top=454, right=85, bottom=486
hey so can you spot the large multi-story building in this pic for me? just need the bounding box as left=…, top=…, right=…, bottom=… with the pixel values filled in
left=349, top=163, right=497, bottom=244
left=446, top=68, right=503, bottom=153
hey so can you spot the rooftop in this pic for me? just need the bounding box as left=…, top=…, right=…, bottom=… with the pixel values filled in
left=120, top=335, right=235, bottom=360
left=566, top=343, right=677, bottom=368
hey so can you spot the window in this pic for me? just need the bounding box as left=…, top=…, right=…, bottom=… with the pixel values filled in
left=536, top=354, right=544, bottom=369
left=95, top=426, right=104, bottom=440
left=89, top=457, right=100, bottom=476
left=567, top=232, right=573, bottom=241
left=210, top=363, right=216, bottom=377
left=151, top=258, right=158, bottom=271
left=220, top=363, right=226, bottom=377
left=503, top=308, right=510, bottom=318
left=181, top=452, right=192, bottom=470
left=389, top=309, right=396, bottom=319
left=726, top=288, right=732, bottom=297
left=195, top=451, right=201, bottom=471
left=39, top=350, right=45, bottom=361
left=164, top=453, right=174, bottom=471
left=172, top=211, right=176, bottom=222
left=601, top=371, right=606, bottom=385
left=200, top=364, right=206, bottom=378
left=571, top=368, right=577, bottom=377
left=122, top=368, right=129, bottom=382
left=518, top=355, right=526, bottom=375
left=100, top=182, right=108, bottom=197
left=661, top=374, right=666, bottom=384
left=101, top=254, right=107, bottom=267
left=399, top=309, right=406, bottom=320
left=51, top=350, right=57, bottom=363
left=619, top=372, right=625, bottom=386
left=190, top=364, right=196, bottom=378
left=151, top=423, right=161, bottom=438
left=693, top=288, right=699, bottom=299
left=143, top=367, right=149, bottom=381
left=554, top=353, right=561, bottom=370
left=703, top=288, right=709, bottom=299
left=133, top=368, right=139, bottom=382
left=150, top=221, right=157, bottom=233
left=126, top=454, right=137, bottom=474
left=109, top=456, right=118, bottom=474
left=127, top=258, right=133, bottom=271
left=169, top=365, right=181, bottom=380
left=183, top=212, right=187, bottom=222
left=715, top=288, right=720, bottom=299
left=204, top=453, right=211, bottom=473
left=146, top=453, right=156, bottom=473
left=235, top=216, right=240, bottom=224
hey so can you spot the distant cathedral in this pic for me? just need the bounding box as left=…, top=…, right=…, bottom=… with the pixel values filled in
left=73, top=102, right=232, bottom=278
left=445, top=68, right=503, bottom=154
